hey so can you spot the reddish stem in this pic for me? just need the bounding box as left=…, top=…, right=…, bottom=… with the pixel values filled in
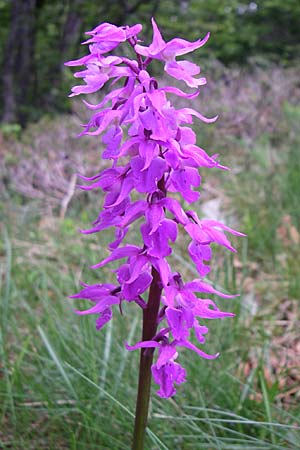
left=132, top=266, right=162, bottom=450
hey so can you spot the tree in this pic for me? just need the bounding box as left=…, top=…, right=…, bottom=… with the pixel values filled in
left=1, top=0, right=36, bottom=124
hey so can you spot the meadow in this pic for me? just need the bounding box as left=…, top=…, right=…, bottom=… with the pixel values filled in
left=1, top=63, right=300, bottom=449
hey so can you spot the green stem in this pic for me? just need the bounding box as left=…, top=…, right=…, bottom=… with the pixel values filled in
left=132, top=267, right=162, bottom=450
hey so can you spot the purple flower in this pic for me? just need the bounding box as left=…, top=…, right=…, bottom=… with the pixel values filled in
left=135, top=18, right=209, bottom=87
left=126, top=333, right=219, bottom=397
left=70, top=283, right=121, bottom=329
left=67, top=56, right=127, bottom=97
left=151, top=344, right=186, bottom=398
left=125, top=339, right=186, bottom=397
left=67, top=19, right=244, bottom=398
left=152, top=360, right=186, bottom=398
left=83, top=22, right=142, bottom=51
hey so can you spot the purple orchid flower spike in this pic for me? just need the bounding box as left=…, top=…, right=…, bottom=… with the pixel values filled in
left=66, top=18, right=244, bottom=449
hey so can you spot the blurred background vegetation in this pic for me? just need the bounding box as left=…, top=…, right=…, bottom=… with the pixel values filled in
left=0, top=0, right=300, bottom=125
left=0, top=1, right=300, bottom=449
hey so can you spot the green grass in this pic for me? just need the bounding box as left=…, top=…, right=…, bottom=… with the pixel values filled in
left=0, top=210, right=299, bottom=448
left=1, top=102, right=300, bottom=449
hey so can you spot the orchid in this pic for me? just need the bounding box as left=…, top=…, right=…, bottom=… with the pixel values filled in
left=135, top=18, right=209, bottom=88
left=66, top=19, right=244, bottom=450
